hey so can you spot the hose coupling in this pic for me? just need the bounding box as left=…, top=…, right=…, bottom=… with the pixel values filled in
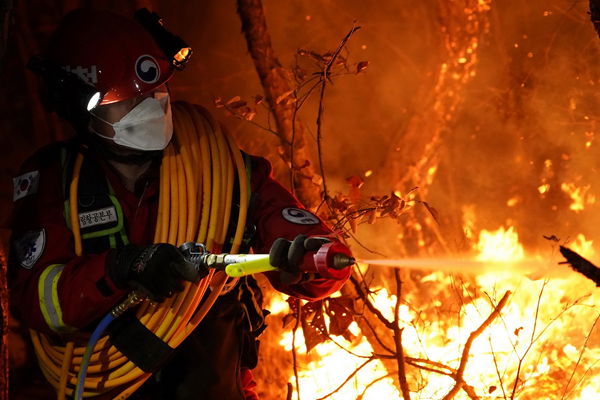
left=111, top=290, right=144, bottom=318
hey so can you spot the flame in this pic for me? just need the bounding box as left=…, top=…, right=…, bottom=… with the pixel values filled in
left=570, top=234, right=595, bottom=259
left=279, top=326, right=400, bottom=399
left=561, top=183, right=595, bottom=211
left=476, top=226, right=524, bottom=261
left=268, top=226, right=600, bottom=399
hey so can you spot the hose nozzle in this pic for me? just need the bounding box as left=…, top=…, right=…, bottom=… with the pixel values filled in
left=332, top=254, right=356, bottom=270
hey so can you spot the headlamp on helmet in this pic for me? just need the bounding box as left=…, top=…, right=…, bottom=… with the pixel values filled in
left=27, top=55, right=102, bottom=111
left=134, top=8, right=192, bottom=70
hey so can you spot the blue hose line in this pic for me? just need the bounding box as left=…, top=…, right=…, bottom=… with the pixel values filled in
left=74, top=312, right=116, bottom=400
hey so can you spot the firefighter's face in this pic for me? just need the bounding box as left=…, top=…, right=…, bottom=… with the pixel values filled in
left=90, top=84, right=168, bottom=141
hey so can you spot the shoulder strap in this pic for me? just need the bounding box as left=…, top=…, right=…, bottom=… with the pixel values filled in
left=60, top=144, right=130, bottom=254
left=223, top=151, right=258, bottom=254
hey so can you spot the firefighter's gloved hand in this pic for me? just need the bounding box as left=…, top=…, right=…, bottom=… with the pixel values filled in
left=269, top=234, right=331, bottom=285
left=108, top=243, right=200, bottom=302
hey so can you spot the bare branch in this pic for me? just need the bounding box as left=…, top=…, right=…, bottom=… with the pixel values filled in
left=562, top=312, right=600, bottom=399
left=357, top=372, right=396, bottom=400
left=315, top=356, right=376, bottom=400
left=394, top=268, right=412, bottom=400
left=349, top=274, right=394, bottom=330
left=442, top=291, right=512, bottom=400
left=315, top=22, right=360, bottom=198
left=292, top=298, right=302, bottom=400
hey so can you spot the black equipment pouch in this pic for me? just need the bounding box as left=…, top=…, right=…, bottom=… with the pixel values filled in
left=144, top=300, right=249, bottom=400
left=107, top=309, right=175, bottom=374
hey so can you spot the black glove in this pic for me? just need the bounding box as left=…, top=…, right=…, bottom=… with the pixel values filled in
left=107, top=243, right=200, bottom=302
left=269, top=234, right=331, bottom=285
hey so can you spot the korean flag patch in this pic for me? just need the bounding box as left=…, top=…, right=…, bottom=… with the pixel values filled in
left=15, top=229, right=46, bottom=269
left=13, top=171, right=40, bottom=201
left=282, top=208, right=320, bottom=225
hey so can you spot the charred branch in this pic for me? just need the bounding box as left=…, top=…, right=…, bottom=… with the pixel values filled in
left=394, top=269, right=411, bottom=400
left=441, top=290, right=511, bottom=400
left=589, top=0, right=600, bottom=38
left=291, top=298, right=302, bottom=400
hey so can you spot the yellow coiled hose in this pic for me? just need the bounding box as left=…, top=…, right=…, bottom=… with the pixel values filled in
left=29, top=102, right=249, bottom=399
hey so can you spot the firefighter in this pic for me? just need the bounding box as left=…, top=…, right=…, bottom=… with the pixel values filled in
left=7, top=8, right=351, bottom=400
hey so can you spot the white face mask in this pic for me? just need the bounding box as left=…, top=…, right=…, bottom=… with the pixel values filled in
left=92, top=92, right=173, bottom=151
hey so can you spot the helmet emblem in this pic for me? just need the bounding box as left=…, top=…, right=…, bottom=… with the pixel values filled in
left=135, top=55, right=160, bottom=84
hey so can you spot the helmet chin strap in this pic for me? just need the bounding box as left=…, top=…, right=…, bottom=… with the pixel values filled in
left=84, top=131, right=162, bottom=165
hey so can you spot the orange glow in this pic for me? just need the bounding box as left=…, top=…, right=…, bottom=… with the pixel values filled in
left=273, top=225, right=600, bottom=399
left=570, top=234, right=595, bottom=259
left=507, top=196, right=521, bottom=206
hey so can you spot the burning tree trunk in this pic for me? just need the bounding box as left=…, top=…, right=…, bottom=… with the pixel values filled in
left=380, top=0, right=492, bottom=255
left=336, top=2, right=493, bottom=397
left=237, top=0, right=321, bottom=209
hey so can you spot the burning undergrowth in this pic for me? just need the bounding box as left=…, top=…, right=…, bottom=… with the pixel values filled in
left=258, top=228, right=600, bottom=400
left=245, top=1, right=600, bottom=398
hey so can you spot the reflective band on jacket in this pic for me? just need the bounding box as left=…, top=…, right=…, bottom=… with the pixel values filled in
left=38, top=264, right=75, bottom=333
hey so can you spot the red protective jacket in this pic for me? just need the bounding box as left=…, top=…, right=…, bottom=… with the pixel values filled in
left=8, top=139, right=350, bottom=399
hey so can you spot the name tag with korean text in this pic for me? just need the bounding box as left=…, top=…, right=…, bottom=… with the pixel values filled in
left=79, top=206, right=118, bottom=228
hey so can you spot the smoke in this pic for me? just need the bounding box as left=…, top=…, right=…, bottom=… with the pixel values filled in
left=136, top=0, right=600, bottom=260
left=1, top=0, right=598, bottom=256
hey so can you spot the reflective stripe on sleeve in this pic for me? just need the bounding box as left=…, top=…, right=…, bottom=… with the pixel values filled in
left=38, top=264, right=76, bottom=333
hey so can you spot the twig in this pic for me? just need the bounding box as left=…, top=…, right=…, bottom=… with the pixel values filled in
left=360, top=316, right=396, bottom=355
left=292, top=298, right=302, bottom=400
left=221, top=103, right=288, bottom=143
left=462, top=383, right=481, bottom=400
left=565, top=359, right=600, bottom=400
left=404, top=357, right=457, bottom=377
left=289, top=76, right=322, bottom=191
left=349, top=274, right=394, bottom=330
left=394, top=268, right=412, bottom=400
left=562, top=312, right=600, bottom=399
left=441, top=290, right=511, bottom=400
left=315, top=356, right=376, bottom=400
left=357, top=372, right=396, bottom=400
left=488, top=337, right=508, bottom=400
left=341, top=225, right=387, bottom=257
left=315, top=22, right=360, bottom=198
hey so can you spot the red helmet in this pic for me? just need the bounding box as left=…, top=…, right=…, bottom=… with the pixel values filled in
left=44, top=9, right=174, bottom=105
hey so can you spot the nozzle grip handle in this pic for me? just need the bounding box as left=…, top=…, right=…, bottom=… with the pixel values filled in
left=225, top=257, right=276, bottom=277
